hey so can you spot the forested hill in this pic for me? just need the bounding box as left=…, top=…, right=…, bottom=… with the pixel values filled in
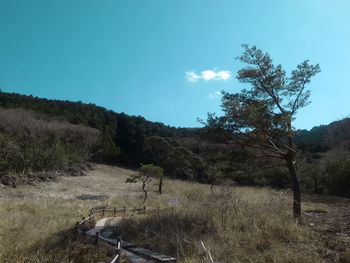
left=1, top=91, right=349, bottom=194
left=1, top=90, right=350, bottom=162
left=295, top=118, right=350, bottom=153
left=0, top=91, right=199, bottom=166
left=2, top=90, right=350, bottom=159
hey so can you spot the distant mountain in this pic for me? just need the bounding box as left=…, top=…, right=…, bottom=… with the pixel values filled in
left=295, top=118, right=350, bottom=153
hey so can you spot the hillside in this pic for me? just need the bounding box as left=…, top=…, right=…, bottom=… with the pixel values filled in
left=0, top=164, right=349, bottom=262
left=0, top=91, right=350, bottom=262
left=295, top=118, right=350, bottom=153
left=2, top=91, right=350, bottom=158
left=0, top=91, right=199, bottom=167
left=1, top=91, right=350, bottom=195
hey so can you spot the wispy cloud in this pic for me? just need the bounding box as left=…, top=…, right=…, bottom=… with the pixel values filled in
left=185, top=71, right=201, bottom=82
left=186, top=69, right=231, bottom=82
left=208, top=91, right=222, bottom=99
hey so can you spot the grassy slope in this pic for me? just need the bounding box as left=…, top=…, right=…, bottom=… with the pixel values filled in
left=0, top=164, right=349, bottom=263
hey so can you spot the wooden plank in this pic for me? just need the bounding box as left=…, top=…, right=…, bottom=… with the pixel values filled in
left=85, top=217, right=113, bottom=236
left=124, top=250, right=150, bottom=263
left=92, top=207, right=144, bottom=212
left=122, top=241, right=137, bottom=249
left=99, top=235, right=117, bottom=246
left=129, top=247, right=176, bottom=262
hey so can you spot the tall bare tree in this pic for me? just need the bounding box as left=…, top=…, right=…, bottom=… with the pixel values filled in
left=205, top=44, right=320, bottom=217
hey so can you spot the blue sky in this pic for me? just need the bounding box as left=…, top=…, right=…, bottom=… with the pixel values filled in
left=0, top=0, right=349, bottom=129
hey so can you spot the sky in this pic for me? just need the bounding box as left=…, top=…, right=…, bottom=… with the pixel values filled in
left=0, top=0, right=349, bottom=130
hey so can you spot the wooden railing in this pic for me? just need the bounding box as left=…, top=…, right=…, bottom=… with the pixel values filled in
left=89, top=206, right=146, bottom=217
left=74, top=206, right=223, bottom=262
left=75, top=206, right=146, bottom=263
left=74, top=206, right=177, bottom=263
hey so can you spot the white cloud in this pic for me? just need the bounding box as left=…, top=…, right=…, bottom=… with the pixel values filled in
left=202, top=70, right=218, bottom=81
left=186, top=69, right=232, bottom=82
left=185, top=71, right=200, bottom=82
left=208, top=91, right=221, bottom=99
left=216, top=70, right=231, bottom=80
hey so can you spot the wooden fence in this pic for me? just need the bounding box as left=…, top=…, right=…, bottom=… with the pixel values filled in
left=75, top=206, right=219, bottom=262
left=75, top=206, right=146, bottom=263
left=75, top=206, right=177, bottom=263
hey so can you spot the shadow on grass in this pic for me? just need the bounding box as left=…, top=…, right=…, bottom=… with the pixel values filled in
left=117, top=208, right=217, bottom=257
left=25, top=227, right=109, bottom=263
left=304, top=193, right=350, bottom=205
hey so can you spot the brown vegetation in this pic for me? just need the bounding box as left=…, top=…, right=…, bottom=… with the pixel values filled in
left=1, top=164, right=349, bottom=262
left=0, top=108, right=100, bottom=182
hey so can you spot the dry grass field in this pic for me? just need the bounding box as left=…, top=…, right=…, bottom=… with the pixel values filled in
left=0, top=164, right=349, bottom=263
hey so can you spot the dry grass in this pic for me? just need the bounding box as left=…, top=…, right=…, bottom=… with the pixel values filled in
left=0, top=164, right=137, bottom=262
left=0, top=164, right=332, bottom=262
left=118, top=184, right=324, bottom=263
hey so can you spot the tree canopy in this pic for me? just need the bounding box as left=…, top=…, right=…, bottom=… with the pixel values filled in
left=206, top=44, right=321, bottom=217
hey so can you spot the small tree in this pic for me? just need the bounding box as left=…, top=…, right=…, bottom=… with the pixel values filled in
left=205, top=45, right=320, bottom=218
left=126, top=164, right=164, bottom=203
left=140, top=164, right=164, bottom=195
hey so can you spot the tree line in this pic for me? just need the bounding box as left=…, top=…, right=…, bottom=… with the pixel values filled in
left=1, top=71, right=349, bottom=201
left=0, top=91, right=199, bottom=167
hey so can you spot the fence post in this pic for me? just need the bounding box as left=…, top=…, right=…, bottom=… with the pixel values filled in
left=123, top=206, right=126, bottom=214
left=81, top=216, right=85, bottom=232
left=89, top=214, right=93, bottom=223
left=75, top=222, right=79, bottom=234
left=95, top=232, right=100, bottom=245
left=102, top=207, right=105, bottom=217
left=115, top=237, right=122, bottom=263
left=113, top=207, right=116, bottom=216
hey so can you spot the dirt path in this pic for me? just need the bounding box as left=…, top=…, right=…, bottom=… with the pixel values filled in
left=304, top=195, right=350, bottom=262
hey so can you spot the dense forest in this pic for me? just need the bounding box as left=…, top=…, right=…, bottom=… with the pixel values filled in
left=0, top=91, right=198, bottom=164
left=0, top=91, right=349, bottom=195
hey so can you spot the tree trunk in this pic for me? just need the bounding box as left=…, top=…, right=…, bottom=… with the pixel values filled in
left=285, top=122, right=301, bottom=218
left=158, top=177, right=163, bottom=195
left=142, top=181, right=148, bottom=203
left=286, top=160, right=301, bottom=218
